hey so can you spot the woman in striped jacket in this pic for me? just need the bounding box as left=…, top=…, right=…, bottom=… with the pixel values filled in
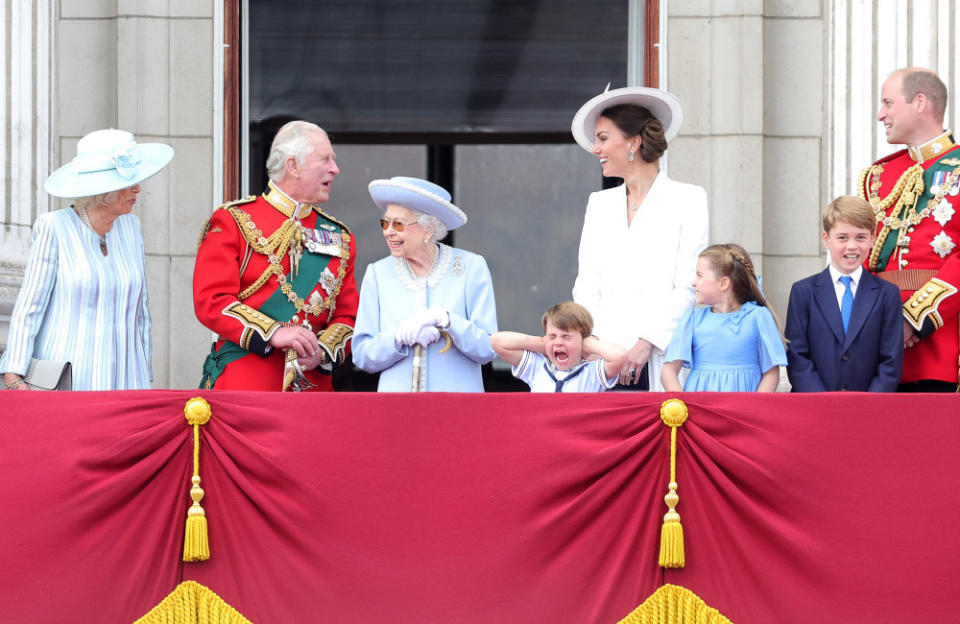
left=1, top=129, right=173, bottom=390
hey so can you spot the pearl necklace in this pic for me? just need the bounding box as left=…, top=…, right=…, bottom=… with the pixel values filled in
left=76, top=205, right=107, bottom=255
left=404, top=243, right=440, bottom=279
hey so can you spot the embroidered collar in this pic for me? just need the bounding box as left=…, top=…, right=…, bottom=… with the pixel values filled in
left=907, top=131, right=955, bottom=163
left=263, top=180, right=315, bottom=220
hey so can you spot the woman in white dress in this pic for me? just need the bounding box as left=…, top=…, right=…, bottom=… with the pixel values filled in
left=1, top=129, right=173, bottom=390
left=352, top=177, right=497, bottom=392
left=571, top=87, right=709, bottom=391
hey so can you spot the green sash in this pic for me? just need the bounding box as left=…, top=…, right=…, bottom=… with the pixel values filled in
left=198, top=235, right=338, bottom=388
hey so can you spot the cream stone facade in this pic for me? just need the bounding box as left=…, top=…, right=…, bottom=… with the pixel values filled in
left=2, top=1, right=960, bottom=388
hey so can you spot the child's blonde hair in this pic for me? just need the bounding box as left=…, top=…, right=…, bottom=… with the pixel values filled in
left=699, top=244, right=784, bottom=335
left=541, top=301, right=593, bottom=338
left=822, top=195, right=875, bottom=233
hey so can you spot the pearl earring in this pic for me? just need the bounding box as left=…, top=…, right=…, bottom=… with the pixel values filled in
left=628, top=149, right=635, bottom=162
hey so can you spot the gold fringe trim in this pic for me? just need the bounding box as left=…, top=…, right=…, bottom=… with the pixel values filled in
left=659, top=399, right=688, bottom=568
left=133, top=581, right=253, bottom=624
left=617, top=584, right=733, bottom=624
left=183, top=398, right=212, bottom=562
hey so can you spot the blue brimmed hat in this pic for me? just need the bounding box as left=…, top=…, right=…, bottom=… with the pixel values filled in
left=571, top=86, right=684, bottom=152
left=44, top=129, right=174, bottom=198
left=368, top=176, right=467, bottom=230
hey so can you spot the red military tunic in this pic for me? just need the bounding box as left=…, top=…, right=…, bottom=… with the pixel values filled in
left=859, top=131, right=960, bottom=385
left=193, top=181, right=358, bottom=390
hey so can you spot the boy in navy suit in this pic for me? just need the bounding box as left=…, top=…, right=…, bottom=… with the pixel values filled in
left=785, top=196, right=903, bottom=391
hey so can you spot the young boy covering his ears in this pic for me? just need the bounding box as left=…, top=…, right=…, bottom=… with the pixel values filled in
left=491, top=301, right=626, bottom=392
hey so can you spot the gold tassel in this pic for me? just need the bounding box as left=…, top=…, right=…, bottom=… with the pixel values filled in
left=183, top=397, right=212, bottom=562
left=658, top=399, right=688, bottom=568
left=134, top=580, right=254, bottom=624
left=616, top=583, right=733, bottom=624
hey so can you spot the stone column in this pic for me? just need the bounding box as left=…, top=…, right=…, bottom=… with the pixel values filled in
left=664, top=1, right=826, bottom=318
left=1, top=1, right=215, bottom=388
left=0, top=0, right=54, bottom=353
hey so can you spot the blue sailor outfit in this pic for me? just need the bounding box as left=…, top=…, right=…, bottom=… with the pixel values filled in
left=512, top=350, right=617, bottom=393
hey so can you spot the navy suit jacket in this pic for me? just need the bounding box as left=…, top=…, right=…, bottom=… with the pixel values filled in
left=785, top=268, right=903, bottom=392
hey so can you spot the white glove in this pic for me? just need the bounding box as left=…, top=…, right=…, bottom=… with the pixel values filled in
left=394, top=315, right=423, bottom=349
left=417, top=308, right=450, bottom=329
left=414, top=325, right=441, bottom=348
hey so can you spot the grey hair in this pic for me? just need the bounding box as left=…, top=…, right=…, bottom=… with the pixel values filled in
left=265, top=120, right=326, bottom=183
left=75, top=190, right=121, bottom=212
left=417, top=212, right=447, bottom=242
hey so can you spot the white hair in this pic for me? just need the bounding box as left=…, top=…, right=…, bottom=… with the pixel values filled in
left=417, top=212, right=447, bottom=242
left=265, top=120, right=327, bottom=183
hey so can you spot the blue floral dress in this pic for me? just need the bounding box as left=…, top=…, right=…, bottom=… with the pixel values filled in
left=664, top=301, right=787, bottom=391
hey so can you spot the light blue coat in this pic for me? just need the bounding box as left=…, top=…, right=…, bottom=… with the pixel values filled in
left=352, top=244, right=497, bottom=392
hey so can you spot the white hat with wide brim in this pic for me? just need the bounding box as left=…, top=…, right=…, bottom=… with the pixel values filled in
left=44, top=128, right=174, bottom=198
left=368, top=176, right=468, bottom=231
left=570, top=86, right=684, bottom=152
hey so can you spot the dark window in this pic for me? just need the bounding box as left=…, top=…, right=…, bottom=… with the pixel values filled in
left=249, top=0, right=628, bottom=138
left=247, top=0, right=630, bottom=390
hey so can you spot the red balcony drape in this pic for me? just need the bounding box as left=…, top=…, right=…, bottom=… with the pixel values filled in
left=0, top=391, right=957, bottom=623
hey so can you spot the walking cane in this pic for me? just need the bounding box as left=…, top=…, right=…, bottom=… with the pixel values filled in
left=410, top=330, right=453, bottom=392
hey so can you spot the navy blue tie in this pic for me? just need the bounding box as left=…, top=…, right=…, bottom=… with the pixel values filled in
left=543, top=362, right=587, bottom=393
left=839, top=275, right=854, bottom=334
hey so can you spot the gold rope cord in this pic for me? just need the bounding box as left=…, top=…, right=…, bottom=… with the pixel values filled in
left=133, top=581, right=253, bottom=624
left=616, top=584, right=733, bottom=624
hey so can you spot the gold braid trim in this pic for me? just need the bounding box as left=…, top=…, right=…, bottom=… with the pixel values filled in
left=903, top=278, right=958, bottom=331
left=195, top=216, right=212, bottom=253
left=223, top=302, right=280, bottom=344
left=617, top=584, right=733, bottom=624
left=863, top=163, right=925, bottom=270
left=227, top=206, right=350, bottom=320
left=228, top=205, right=302, bottom=300
left=318, top=323, right=353, bottom=364
left=133, top=581, right=253, bottom=624
left=320, top=242, right=349, bottom=322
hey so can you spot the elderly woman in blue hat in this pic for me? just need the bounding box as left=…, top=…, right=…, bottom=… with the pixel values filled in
left=352, top=177, right=498, bottom=391
left=2, top=129, right=173, bottom=390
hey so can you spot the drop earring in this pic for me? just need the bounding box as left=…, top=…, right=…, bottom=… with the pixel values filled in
left=628, top=149, right=635, bottom=162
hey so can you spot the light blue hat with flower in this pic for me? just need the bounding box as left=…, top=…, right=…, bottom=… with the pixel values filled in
left=44, top=128, right=174, bottom=198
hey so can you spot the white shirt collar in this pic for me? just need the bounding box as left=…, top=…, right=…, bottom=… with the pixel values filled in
left=828, top=263, right=862, bottom=286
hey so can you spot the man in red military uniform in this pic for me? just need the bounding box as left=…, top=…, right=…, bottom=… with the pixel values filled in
left=194, top=120, right=357, bottom=390
left=859, top=68, right=960, bottom=391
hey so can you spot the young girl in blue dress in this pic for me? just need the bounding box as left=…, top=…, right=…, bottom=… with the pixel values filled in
left=661, top=243, right=787, bottom=392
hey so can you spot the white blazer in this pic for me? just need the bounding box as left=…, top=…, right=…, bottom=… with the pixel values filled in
left=572, top=172, right=709, bottom=390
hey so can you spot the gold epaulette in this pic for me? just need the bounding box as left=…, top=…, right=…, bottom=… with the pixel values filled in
left=218, top=195, right=258, bottom=211
left=903, top=278, right=958, bottom=331
left=313, top=207, right=352, bottom=234
left=197, top=196, right=258, bottom=252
